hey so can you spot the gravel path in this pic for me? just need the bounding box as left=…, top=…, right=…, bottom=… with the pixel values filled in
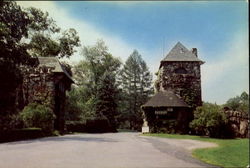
left=0, top=132, right=218, bottom=168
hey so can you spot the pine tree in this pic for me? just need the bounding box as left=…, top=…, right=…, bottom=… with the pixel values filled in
left=96, top=72, right=120, bottom=131
left=120, top=50, right=153, bottom=130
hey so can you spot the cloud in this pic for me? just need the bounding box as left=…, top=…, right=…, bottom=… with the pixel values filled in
left=17, top=1, right=248, bottom=105
left=201, top=32, right=249, bottom=104
left=17, top=1, right=136, bottom=64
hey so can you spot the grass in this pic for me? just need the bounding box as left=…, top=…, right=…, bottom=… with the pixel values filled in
left=143, top=133, right=249, bottom=168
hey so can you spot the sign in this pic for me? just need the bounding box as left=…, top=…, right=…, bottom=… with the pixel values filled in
left=155, top=111, right=168, bottom=115
left=142, top=126, right=149, bottom=133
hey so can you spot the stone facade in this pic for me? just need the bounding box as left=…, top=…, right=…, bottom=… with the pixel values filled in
left=223, top=109, right=249, bottom=138
left=156, top=61, right=202, bottom=108
left=16, top=57, right=73, bottom=132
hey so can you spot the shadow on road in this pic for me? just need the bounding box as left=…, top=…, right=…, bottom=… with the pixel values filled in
left=3, top=135, right=119, bottom=145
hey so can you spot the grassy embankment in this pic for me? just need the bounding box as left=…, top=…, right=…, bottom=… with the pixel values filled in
left=144, top=133, right=249, bottom=168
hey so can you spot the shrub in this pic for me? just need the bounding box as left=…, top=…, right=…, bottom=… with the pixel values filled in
left=0, top=114, right=24, bottom=131
left=20, top=103, right=55, bottom=133
left=66, top=121, right=86, bottom=133
left=190, top=103, right=233, bottom=138
left=0, top=128, right=44, bottom=143
left=86, top=117, right=115, bottom=133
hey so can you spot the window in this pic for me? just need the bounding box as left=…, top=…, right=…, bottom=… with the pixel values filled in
left=174, top=67, right=187, bottom=74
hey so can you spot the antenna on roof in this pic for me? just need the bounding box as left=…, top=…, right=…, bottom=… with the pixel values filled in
left=162, top=36, right=166, bottom=57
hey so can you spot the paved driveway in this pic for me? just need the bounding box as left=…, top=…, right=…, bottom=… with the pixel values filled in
left=0, top=133, right=217, bottom=168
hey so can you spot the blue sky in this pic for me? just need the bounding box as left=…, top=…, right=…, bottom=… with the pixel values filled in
left=56, top=1, right=247, bottom=55
left=19, top=1, right=248, bottom=104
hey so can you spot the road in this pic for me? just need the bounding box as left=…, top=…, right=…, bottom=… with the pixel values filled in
left=0, top=132, right=218, bottom=168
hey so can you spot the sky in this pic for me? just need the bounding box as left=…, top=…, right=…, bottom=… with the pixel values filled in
left=18, top=1, right=248, bottom=105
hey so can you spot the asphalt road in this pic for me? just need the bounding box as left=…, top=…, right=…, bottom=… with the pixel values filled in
left=0, top=132, right=218, bottom=168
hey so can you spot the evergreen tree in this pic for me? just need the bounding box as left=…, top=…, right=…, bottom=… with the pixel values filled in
left=120, top=50, right=153, bottom=130
left=96, top=72, right=120, bottom=131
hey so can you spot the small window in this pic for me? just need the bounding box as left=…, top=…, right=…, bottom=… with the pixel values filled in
left=174, top=68, right=187, bottom=74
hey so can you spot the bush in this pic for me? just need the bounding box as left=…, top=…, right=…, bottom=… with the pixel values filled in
left=20, top=103, right=55, bottom=133
left=0, top=114, right=24, bottom=131
left=190, top=103, right=233, bottom=138
left=66, top=121, right=86, bottom=133
left=0, top=128, right=45, bottom=143
left=86, top=117, right=116, bottom=133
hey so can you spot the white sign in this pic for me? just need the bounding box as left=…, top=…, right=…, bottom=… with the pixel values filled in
left=142, top=126, right=149, bottom=133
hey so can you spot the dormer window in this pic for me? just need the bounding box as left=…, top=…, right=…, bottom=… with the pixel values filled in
left=174, top=67, right=187, bottom=74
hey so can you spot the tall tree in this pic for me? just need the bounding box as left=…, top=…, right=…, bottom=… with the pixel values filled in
left=0, top=1, right=36, bottom=115
left=70, top=40, right=121, bottom=130
left=96, top=72, right=120, bottom=131
left=120, top=50, right=153, bottom=130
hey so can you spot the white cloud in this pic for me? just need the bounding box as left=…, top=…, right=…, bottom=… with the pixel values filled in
left=201, top=33, right=249, bottom=104
left=18, top=1, right=158, bottom=77
left=17, top=1, right=136, bottom=64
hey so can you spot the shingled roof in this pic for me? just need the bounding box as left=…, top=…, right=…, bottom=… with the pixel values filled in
left=142, top=91, right=189, bottom=108
left=162, top=42, right=204, bottom=62
left=38, top=57, right=74, bottom=83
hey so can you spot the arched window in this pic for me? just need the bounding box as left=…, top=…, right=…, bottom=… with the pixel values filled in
left=174, top=67, right=187, bottom=74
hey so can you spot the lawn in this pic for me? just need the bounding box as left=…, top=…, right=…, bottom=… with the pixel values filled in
left=144, top=133, right=249, bottom=168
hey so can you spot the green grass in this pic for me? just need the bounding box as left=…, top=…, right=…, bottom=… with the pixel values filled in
left=143, top=133, right=249, bottom=168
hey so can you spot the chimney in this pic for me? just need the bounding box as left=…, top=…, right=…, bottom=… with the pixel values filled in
left=192, top=48, right=198, bottom=57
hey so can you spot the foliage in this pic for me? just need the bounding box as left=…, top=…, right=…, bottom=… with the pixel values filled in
left=0, top=1, right=37, bottom=115
left=20, top=103, right=55, bottom=132
left=119, top=50, right=153, bottom=130
left=225, top=91, right=249, bottom=113
left=66, top=40, right=121, bottom=132
left=0, top=128, right=45, bottom=143
left=189, top=103, right=232, bottom=138
left=85, top=117, right=114, bottom=133
left=65, top=87, right=84, bottom=121
left=0, top=114, right=24, bottom=131
left=182, top=88, right=197, bottom=110
left=144, top=133, right=249, bottom=167
left=96, top=72, right=120, bottom=131
left=66, top=121, right=86, bottom=133
left=0, top=1, right=80, bottom=128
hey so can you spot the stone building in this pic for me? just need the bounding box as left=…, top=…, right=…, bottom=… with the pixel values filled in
left=17, top=57, right=73, bottom=131
left=142, top=42, right=204, bottom=133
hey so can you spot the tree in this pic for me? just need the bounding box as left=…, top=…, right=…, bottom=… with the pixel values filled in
left=189, top=102, right=232, bottom=138
left=96, top=72, right=120, bottom=131
left=0, top=1, right=80, bottom=130
left=119, top=50, right=153, bottom=130
left=0, top=1, right=37, bottom=115
left=225, top=91, right=249, bottom=113
left=68, top=40, right=121, bottom=131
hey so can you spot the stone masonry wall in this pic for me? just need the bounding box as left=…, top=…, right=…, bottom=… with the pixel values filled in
left=156, top=62, right=202, bottom=108
left=224, top=110, right=249, bottom=138
left=17, top=66, right=55, bottom=110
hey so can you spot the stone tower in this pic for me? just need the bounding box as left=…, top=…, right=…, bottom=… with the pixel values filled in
left=155, top=42, right=204, bottom=109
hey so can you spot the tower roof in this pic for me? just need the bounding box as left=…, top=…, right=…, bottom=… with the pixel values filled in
left=142, top=90, right=189, bottom=108
left=162, top=42, right=204, bottom=62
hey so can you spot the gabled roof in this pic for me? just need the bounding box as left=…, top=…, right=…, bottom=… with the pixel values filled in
left=142, top=90, right=189, bottom=108
left=162, top=42, right=203, bottom=62
left=38, top=57, right=74, bottom=83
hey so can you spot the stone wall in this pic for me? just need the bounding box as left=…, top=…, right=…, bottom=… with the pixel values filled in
left=156, top=62, right=202, bottom=108
left=224, top=110, right=249, bottom=138
left=16, top=66, right=55, bottom=110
